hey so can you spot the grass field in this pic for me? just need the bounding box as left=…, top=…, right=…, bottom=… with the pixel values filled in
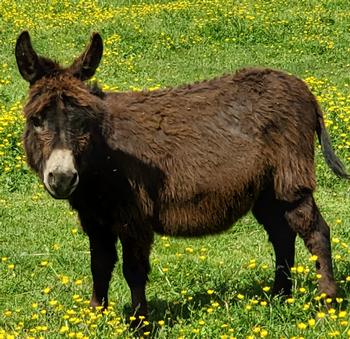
left=0, top=0, right=350, bottom=338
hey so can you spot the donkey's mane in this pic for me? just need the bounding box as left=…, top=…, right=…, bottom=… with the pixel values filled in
left=87, top=81, right=105, bottom=99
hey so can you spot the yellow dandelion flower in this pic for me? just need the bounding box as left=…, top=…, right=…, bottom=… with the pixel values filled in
left=252, top=326, right=261, bottom=333
left=328, top=308, right=336, bottom=315
left=260, top=329, right=268, bottom=337
left=297, top=323, right=307, bottom=330
left=308, top=318, right=315, bottom=327
left=53, top=243, right=60, bottom=250
left=59, top=326, right=69, bottom=333
left=339, top=311, right=347, bottom=318
left=296, top=266, right=305, bottom=273
left=248, top=262, right=256, bottom=269
left=42, top=287, right=51, bottom=294
left=328, top=331, right=340, bottom=337
left=336, top=298, right=343, bottom=303
left=61, top=275, right=70, bottom=284
left=309, top=255, right=318, bottom=261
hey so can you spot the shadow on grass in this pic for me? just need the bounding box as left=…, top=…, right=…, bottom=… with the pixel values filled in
left=122, top=279, right=272, bottom=336
left=122, top=272, right=350, bottom=337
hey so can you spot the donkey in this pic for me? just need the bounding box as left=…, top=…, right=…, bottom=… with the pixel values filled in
left=15, top=31, right=348, bottom=319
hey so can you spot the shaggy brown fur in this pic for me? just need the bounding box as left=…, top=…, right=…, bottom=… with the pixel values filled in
left=16, top=31, right=348, bottom=320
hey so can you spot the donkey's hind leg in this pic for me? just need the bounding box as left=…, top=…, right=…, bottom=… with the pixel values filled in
left=285, top=194, right=337, bottom=298
left=253, top=189, right=297, bottom=296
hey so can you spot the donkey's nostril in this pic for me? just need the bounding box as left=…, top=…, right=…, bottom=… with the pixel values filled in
left=70, top=172, right=78, bottom=186
left=48, top=172, right=55, bottom=185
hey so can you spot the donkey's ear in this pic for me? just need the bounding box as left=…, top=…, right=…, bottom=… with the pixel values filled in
left=69, top=33, right=103, bottom=81
left=15, top=31, right=41, bottom=84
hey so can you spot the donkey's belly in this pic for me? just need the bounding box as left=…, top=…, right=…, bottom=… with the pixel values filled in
left=156, top=191, right=255, bottom=236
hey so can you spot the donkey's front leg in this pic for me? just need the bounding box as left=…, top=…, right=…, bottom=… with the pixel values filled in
left=87, top=230, right=117, bottom=309
left=120, top=232, right=153, bottom=320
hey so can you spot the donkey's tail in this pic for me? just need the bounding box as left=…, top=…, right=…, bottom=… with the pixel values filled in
left=316, top=103, right=349, bottom=179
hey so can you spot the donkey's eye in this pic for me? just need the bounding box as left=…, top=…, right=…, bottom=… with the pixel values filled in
left=31, top=117, right=41, bottom=127
left=31, top=115, right=46, bottom=130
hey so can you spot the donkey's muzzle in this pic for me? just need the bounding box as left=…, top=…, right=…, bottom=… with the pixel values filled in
left=43, top=149, right=79, bottom=199
left=47, top=170, right=79, bottom=199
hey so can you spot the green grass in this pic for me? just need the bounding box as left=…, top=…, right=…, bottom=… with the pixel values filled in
left=1, top=0, right=350, bottom=338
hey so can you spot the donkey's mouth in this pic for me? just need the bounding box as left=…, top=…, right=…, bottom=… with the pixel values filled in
left=45, top=181, right=79, bottom=199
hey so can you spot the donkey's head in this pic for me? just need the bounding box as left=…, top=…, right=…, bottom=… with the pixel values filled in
left=16, top=31, right=105, bottom=199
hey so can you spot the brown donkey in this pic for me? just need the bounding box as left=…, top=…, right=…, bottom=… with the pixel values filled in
left=15, top=31, right=348, bottom=319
